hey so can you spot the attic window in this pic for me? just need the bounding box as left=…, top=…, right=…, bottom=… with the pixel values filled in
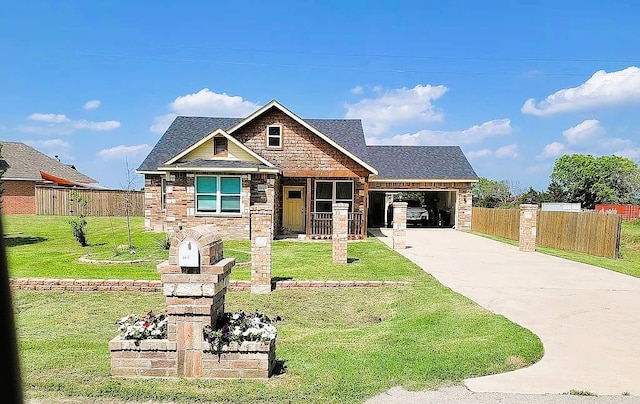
left=266, top=125, right=282, bottom=149
left=214, top=137, right=228, bottom=156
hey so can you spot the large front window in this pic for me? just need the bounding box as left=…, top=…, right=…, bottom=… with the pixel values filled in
left=196, top=176, right=241, bottom=214
left=315, top=180, right=353, bottom=212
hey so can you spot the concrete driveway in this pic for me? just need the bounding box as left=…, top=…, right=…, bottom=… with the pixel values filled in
left=374, top=228, right=640, bottom=396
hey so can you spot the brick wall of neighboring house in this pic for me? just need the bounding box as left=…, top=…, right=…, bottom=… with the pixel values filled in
left=1, top=180, right=36, bottom=214
left=144, top=173, right=278, bottom=239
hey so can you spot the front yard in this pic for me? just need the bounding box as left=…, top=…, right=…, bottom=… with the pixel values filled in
left=7, top=215, right=543, bottom=403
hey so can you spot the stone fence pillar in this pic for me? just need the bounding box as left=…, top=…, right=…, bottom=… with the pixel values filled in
left=392, top=202, right=407, bottom=249
left=251, top=203, right=273, bottom=294
left=332, top=203, right=349, bottom=264
left=519, top=204, right=538, bottom=252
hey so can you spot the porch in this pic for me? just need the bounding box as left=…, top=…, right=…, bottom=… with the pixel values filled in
left=307, top=211, right=366, bottom=239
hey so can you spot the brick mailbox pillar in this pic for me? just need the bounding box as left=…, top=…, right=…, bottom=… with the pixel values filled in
left=519, top=204, right=538, bottom=252
left=155, top=225, right=235, bottom=378
left=392, top=202, right=408, bottom=250
left=332, top=203, right=349, bottom=264
left=251, top=203, right=273, bottom=294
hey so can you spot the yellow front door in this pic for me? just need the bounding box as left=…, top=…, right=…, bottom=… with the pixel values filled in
left=283, top=186, right=305, bottom=232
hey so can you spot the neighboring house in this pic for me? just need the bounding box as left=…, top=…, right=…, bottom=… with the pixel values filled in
left=137, top=100, right=478, bottom=239
left=0, top=141, right=100, bottom=214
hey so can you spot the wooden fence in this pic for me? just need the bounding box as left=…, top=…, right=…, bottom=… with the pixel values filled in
left=537, top=210, right=621, bottom=258
left=471, top=207, right=520, bottom=241
left=471, top=207, right=622, bottom=258
left=35, top=186, right=144, bottom=217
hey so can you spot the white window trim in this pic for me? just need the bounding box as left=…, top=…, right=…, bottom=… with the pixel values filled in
left=266, top=125, right=282, bottom=149
left=314, top=180, right=353, bottom=212
left=195, top=175, right=242, bottom=216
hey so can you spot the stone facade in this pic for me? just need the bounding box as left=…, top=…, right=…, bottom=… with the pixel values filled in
left=109, top=224, right=276, bottom=379
left=251, top=201, right=273, bottom=294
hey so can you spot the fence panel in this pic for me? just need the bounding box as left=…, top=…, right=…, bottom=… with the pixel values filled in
left=35, top=186, right=144, bottom=217
left=537, top=210, right=621, bottom=258
left=471, top=207, right=519, bottom=241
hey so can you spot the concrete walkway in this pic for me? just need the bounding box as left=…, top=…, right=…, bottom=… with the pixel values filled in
left=373, top=228, right=640, bottom=397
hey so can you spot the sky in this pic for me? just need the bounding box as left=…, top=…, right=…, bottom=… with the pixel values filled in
left=1, top=1, right=639, bottom=192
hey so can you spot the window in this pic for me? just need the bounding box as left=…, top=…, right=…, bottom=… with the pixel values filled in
left=314, top=181, right=353, bottom=212
left=214, top=137, right=228, bottom=156
left=161, top=178, right=167, bottom=210
left=266, top=125, right=282, bottom=148
left=195, top=175, right=241, bottom=214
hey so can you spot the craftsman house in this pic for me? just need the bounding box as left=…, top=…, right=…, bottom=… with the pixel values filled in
left=0, top=141, right=101, bottom=214
left=137, top=100, right=478, bottom=239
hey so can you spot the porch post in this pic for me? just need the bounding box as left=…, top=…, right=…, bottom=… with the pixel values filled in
left=306, top=178, right=312, bottom=237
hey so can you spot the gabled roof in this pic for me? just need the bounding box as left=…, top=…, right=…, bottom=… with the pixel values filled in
left=0, top=141, right=97, bottom=183
left=366, top=145, right=478, bottom=181
left=137, top=106, right=377, bottom=174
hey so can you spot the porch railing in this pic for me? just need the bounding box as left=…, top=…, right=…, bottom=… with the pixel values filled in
left=309, top=211, right=365, bottom=238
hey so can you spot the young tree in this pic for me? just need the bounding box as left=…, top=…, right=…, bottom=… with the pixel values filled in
left=550, top=154, right=640, bottom=209
left=120, top=159, right=140, bottom=251
left=472, top=177, right=513, bottom=208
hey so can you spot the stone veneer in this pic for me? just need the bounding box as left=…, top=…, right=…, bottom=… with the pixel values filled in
left=392, top=202, right=407, bottom=250
left=332, top=203, right=349, bottom=264
left=109, top=224, right=276, bottom=379
left=519, top=204, right=538, bottom=252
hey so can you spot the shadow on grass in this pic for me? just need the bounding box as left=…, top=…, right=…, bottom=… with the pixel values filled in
left=3, top=236, right=47, bottom=247
left=272, top=359, right=287, bottom=376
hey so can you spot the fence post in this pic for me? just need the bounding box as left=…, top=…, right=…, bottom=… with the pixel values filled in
left=519, top=204, right=538, bottom=252
left=392, top=202, right=408, bottom=250
left=332, top=203, right=349, bottom=264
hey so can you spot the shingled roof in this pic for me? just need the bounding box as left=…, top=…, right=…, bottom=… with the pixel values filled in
left=0, top=141, right=97, bottom=183
left=138, top=113, right=478, bottom=182
left=366, top=145, right=478, bottom=180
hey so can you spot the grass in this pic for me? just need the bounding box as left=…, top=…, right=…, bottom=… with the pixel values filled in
left=4, top=215, right=545, bottom=402
left=472, top=220, right=640, bottom=278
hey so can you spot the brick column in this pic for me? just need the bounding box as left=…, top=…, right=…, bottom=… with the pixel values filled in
left=251, top=203, right=273, bottom=294
left=519, top=204, right=538, bottom=252
left=392, top=202, right=407, bottom=250
left=332, top=203, right=349, bottom=264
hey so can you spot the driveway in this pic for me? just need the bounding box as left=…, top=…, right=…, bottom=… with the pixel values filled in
left=373, top=228, right=640, bottom=396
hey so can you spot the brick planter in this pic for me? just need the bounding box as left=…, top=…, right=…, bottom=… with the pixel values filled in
left=109, top=336, right=276, bottom=379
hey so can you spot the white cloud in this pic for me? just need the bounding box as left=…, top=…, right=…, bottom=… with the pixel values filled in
left=97, top=144, right=152, bottom=160
left=351, top=85, right=363, bottom=95
left=345, top=84, right=448, bottom=136
left=19, top=113, right=120, bottom=135
left=83, top=100, right=101, bottom=110
left=614, top=148, right=640, bottom=160
left=467, top=149, right=493, bottom=159
left=539, top=142, right=566, bottom=158
left=562, top=119, right=603, bottom=144
left=24, top=138, right=71, bottom=151
left=28, top=113, right=70, bottom=123
left=522, top=66, right=640, bottom=116
left=149, top=113, right=178, bottom=134
left=170, top=88, right=260, bottom=116
left=149, top=89, right=260, bottom=133
left=599, top=137, right=633, bottom=149
left=366, top=119, right=511, bottom=146
left=495, top=144, right=519, bottom=159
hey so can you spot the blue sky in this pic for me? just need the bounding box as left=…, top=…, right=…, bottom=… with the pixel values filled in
left=1, top=1, right=639, bottom=191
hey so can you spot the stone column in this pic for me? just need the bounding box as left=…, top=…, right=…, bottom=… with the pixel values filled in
left=332, top=203, right=349, bottom=264
left=392, top=202, right=407, bottom=250
left=519, top=204, right=538, bottom=252
left=251, top=204, right=273, bottom=293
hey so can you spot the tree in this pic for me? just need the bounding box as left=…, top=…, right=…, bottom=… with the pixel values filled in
left=550, top=154, right=640, bottom=209
left=472, top=177, right=513, bottom=208
left=119, top=159, right=140, bottom=252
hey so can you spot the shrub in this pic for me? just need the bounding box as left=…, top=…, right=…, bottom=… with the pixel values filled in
left=115, top=310, right=168, bottom=342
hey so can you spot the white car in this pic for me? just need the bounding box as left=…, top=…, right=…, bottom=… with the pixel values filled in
left=402, top=199, right=429, bottom=225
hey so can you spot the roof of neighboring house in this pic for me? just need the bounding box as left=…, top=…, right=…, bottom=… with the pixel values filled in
left=0, top=141, right=98, bottom=184
left=366, top=145, right=478, bottom=180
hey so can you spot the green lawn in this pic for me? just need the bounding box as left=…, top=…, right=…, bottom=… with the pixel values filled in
left=4, top=215, right=545, bottom=402
left=472, top=219, right=640, bottom=279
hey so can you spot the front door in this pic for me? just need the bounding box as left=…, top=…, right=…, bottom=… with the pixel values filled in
left=283, top=186, right=305, bottom=232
